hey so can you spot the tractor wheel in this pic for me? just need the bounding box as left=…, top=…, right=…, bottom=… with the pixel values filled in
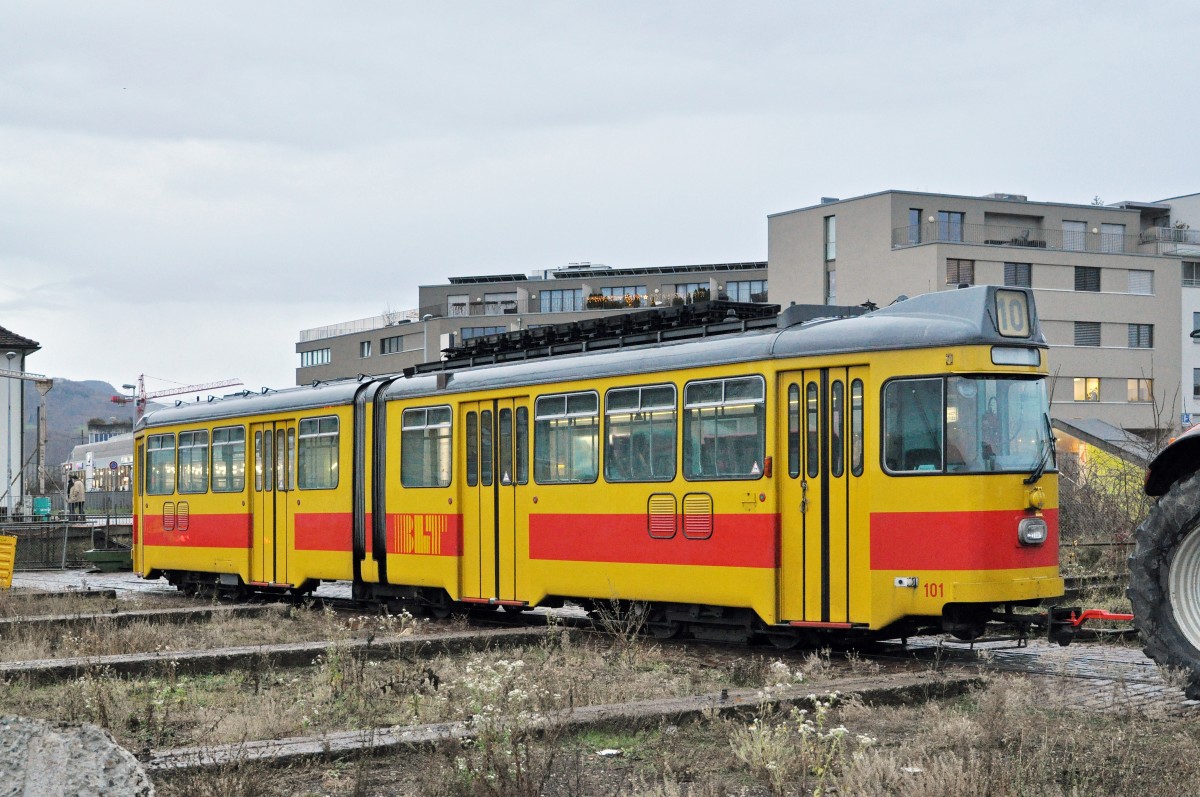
left=1128, top=469, right=1200, bottom=699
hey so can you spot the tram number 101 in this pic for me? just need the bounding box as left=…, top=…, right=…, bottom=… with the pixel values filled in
left=923, top=582, right=945, bottom=599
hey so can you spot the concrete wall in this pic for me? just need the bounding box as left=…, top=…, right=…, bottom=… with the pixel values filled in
left=1, top=351, right=27, bottom=514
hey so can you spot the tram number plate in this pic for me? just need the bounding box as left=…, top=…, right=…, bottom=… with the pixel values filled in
left=923, top=582, right=945, bottom=599
left=994, top=290, right=1031, bottom=338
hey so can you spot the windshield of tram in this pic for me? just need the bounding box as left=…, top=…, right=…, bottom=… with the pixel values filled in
left=883, top=376, right=1053, bottom=475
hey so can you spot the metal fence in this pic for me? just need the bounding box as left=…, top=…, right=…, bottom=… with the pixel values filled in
left=892, top=221, right=1142, bottom=255
left=1, top=490, right=133, bottom=570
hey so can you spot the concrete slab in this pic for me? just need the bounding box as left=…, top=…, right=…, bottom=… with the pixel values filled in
left=0, top=715, right=154, bottom=797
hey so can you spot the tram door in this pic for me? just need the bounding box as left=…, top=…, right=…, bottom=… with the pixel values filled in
left=778, top=368, right=865, bottom=625
left=250, top=421, right=295, bottom=585
left=461, top=398, right=529, bottom=602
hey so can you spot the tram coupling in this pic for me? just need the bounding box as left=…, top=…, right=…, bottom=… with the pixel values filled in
left=1042, top=605, right=1135, bottom=646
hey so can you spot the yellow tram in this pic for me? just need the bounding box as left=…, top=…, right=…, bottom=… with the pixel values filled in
left=134, top=285, right=1061, bottom=643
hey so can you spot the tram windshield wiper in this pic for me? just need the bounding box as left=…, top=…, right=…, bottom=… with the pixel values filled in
left=1023, top=413, right=1055, bottom=485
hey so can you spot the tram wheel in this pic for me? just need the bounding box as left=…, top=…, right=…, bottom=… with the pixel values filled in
left=646, top=610, right=681, bottom=640
left=1128, top=468, right=1200, bottom=699
left=766, top=631, right=802, bottom=650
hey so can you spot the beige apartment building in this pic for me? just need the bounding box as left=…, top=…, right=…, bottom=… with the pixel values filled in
left=769, top=190, right=1184, bottom=436
left=295, top=262, right=769, bottom=384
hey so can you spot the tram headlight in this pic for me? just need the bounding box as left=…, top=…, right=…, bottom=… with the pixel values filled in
left=1017, top=517, right=1048, bottom=546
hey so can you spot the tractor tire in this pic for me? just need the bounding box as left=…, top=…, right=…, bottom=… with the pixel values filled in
left=1128, top=469, right=1200, bottom=699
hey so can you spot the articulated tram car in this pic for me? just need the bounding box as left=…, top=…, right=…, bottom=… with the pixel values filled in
left=133, top=285, right=1062, bottom=644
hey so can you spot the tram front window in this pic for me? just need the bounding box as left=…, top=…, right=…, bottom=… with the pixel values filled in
left=885, top=376, right=1052, bottom=475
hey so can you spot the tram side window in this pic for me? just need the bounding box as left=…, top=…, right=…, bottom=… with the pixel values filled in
left=177, top=430, right=209, bottom=494
left=211, top=426, right=246, bottom=492
left=515, top=407, right=529, bottom=485
left=850, top=380, right=864, bottom=476
left=605, top=384, right=677, bottom=482
left=534, top=392, right=599, bottom=483
left=883, top=379, right=944, bottom=472
left=297, top=416, right=339, bottom=489
left=683, top=376, right=766, bottom=480
left=787, top=384, right=800, bottom=478
left=145, top=434, right=176, bottom=495
left=466, top=412, right=478, bottom=487
left=401, top=406, right=452, bottom=487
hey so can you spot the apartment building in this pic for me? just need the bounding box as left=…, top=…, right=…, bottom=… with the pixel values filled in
left=768, top=190, right=1184, bottom=435
left=295, top=262, right=768, bottom=384
left=1157, top=192, right=1200, bottom=426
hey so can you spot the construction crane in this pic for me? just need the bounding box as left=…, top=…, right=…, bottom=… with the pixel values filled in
left=112, top=374, right=243, bottom=420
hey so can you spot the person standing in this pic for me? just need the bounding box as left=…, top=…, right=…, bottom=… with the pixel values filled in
left=68, top=476, right=85, bottom=519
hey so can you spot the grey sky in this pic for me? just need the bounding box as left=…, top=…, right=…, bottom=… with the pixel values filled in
left=2, top=2, right=1197, bottom=391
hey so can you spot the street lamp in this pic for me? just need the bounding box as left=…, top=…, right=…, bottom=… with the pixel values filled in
left=6, top=351, right=15, bottom=518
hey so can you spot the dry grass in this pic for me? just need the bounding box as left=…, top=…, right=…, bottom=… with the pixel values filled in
left=5, top=587, right=1192, bottom=796
left=0, top=602, right=355, bottom=662
left=0, top=627, right=775, bottom=752
left=153, top=673, right=1200, bottom=796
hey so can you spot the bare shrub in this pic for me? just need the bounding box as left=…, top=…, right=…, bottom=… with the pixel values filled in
left=590, top=597, right=649, bottom=664
left=154, top=756, right=277, bottom=797
left=729, top=693, right=875, bottom=797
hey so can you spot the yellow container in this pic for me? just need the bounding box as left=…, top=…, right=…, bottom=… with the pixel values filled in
left=0, top=535, right=16, bottom=589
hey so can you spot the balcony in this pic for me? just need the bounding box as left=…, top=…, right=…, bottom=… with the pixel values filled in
left=447, top=300, right=522, bottom=317
left=892, top=221, right=1139, bottom=255
left=1141, top=226, right=1200, bottom=257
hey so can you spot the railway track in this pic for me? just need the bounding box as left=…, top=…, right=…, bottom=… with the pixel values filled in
left=0, top=582, right=1191, bottom=782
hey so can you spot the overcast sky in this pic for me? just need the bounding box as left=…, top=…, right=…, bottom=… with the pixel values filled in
left=2, top=2, right=1197, bottom=393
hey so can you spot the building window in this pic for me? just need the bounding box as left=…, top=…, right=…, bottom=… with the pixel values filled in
left=1195, top=369, right=1200, bottom=399
left=1184, top=262, right=1200, bottom=288
left=1073, top=377, right=1100, bottom=402
left=1004, top=262, right=1032, bottom=287
left=359, top=341, right=371, bottom=358
left=671, top=282, right=710, bottom=303
left=1194, top=311, right=1200, bottom=341
left=826, top=269, right=836, bottom=304
left=461, top=326, right=505, bottom=341
left=1127, top=269, right=1153, bottom=295
left=938, top=211, right=964, bottom=242
left=598, top=285, right=648, bottom=305
left=534, top=391, right=599, bottom=484
left=447, top=294, right=469, bottom=316
left=539, top=288, right=583, bottom=313
left=1062, top=220, right=1086, bottom=252
left=1074, top=266, right=1100, bottom=292
left=591, top=285, right=648, bottom=308
left=483, top=292, right=518, bottom=315
left=1127, top=379, right=1152, bottom=403
left=604, top=384, right=677, bottom=482
left=1100, top=222, right=1126, bottom=254
left=300, top=348, right=331, bottom=367
left=726, top=280, right=768, bottom=302
left=380, top=335, right=404, bottom=355
left=682, top=376, right=766, bottom=480
left=1128, top=323, right=1153, bottom=349
left=946, top=258, right=975, bottom=285
left=908, top=209, right=922, bottom=244
left=824, top=215, right=837, bottom=260
left=401, top=406, right=452, bottom=488
left=211, top=426, right=246, bottom=493
left=177, top=430, right=209, bottom=494
left=297, top=416, right=339, bottom=489
left=1074, top=321, right=1101, bottom=347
